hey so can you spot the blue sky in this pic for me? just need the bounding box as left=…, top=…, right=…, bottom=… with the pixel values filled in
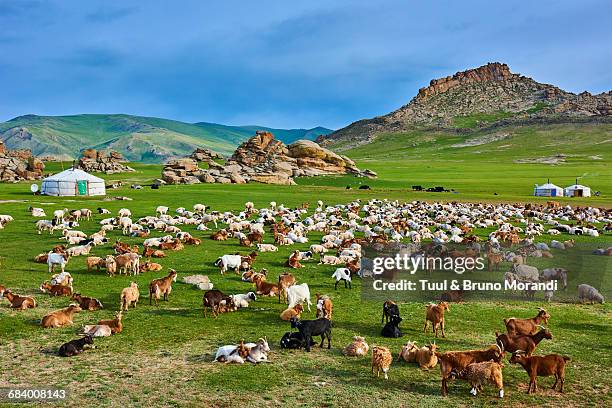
left=0, top=0, right=610, bottom=128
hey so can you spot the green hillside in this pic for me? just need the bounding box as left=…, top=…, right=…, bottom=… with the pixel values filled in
left=0, top=114, right=333, bottom=163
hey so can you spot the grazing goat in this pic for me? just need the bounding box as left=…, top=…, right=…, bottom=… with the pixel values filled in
left=41, top=304, right=82, bottom=328
left=371, top=346, right=393, bottom=379
left=280, top=304, right=304, bottom=321
left=149, top=270, right=178, bottom=305
left=510, top=352, right=570, bottom=394
left=120, top=282, right=140, bottom=311
left=437, top=345, right=505, bottom=396
left=331, top=267, right=352, bottom=289
left=71, top=293, right=103, bottom=311
left=3, top=291, right=37, bottom=310
left=290, top=317, right=332, bottom=352
left=424, top=301, right=449, bottom=338
left=98, top=311, right=123, bottom=334
left=504, top=308, right=550, bottom=336
left=58, top=335, right=94, bottom=357
left=214, top=254, right=242, bottom=274
left=451, top=361, right=505, bottom=398
left=286, top=283, right=312, bottom=312
left=86, top=256, right=106, bottom=271
left=115, top=253, right=140, bottom=276
left=342, top=336, right=369, bottom=357
left=495, top=327, right=552, bottom=356
left=577, top=284, right=605, bottom=304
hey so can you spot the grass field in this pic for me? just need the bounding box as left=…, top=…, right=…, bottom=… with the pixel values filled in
left=0, top=150, right=610, bottom=407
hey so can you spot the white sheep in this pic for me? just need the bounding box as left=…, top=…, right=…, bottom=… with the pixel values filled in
left=230, top=292, right=257, bottom=308
left=577, top=284, right=605, bottom=304
left=256, top=243, right=278, bottom=252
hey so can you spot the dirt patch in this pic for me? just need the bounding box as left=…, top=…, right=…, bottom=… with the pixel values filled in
left=452, top=133, right=511, bottom=147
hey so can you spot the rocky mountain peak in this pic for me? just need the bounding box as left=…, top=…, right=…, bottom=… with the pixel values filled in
left=416, top=62, right=515, bottom=100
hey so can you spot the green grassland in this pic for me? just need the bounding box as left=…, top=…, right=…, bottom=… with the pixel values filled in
left=0, top=136, right=611, bottom=407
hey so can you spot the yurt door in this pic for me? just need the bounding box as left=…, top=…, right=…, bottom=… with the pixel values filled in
left=77, top=180, right=88, bottom=196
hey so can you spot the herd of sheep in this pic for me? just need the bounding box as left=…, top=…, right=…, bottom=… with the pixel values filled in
left=0, top=198, right=610, bottom=398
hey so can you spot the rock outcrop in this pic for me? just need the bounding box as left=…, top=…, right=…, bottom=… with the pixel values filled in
left=319, top=62, right=612, bottom=149
left=161, top=132, right=376, bottom=185
left=190, top=148, right=224, bottom=162
left=78, top=149, right=134, bottom=174
left=0, top=141, right=45, bottom=182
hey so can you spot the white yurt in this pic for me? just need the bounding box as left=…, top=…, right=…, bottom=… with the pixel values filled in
left=41, top=168, right=106, bottom=197
left=565, top=182, right=591, bottom=197
left=534, top=180, right=564, bottom=197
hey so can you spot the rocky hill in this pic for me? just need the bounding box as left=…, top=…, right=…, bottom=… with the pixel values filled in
left=162, top=131, right=376, bottom=185
left=0, top=141, right=45, bottom=182
left=319, top=62, right=612, bottom=148
left=0, top=114, right=333, bottom=163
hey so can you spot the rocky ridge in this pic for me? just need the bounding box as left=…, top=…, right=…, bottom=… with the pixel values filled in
left=162, top=131, right=376, bottom=185
left=78, top=149, right=135, bottom=174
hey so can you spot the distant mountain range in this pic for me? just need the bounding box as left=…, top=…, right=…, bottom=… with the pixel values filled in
left=319, top=62, right=612, bottom=149
left=0, top=114, right=332, bottom=163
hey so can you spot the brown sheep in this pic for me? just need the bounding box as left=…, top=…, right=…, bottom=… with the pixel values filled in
left=424, top=301, right=449, bottom=338
left=371, top=346, right=393, bottom=379
left=280, top=304, right=303, bottom=321
left=41, top=304, right=82, bottom=328
left=3, top=290, right=37, bottom=310
left=149, top=270, right=178, bottom=305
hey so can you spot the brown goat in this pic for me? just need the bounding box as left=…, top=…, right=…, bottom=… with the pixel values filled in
left=437, top=345, right=505, bottom=396
left=41, top=304, right=82, bottom=328
left=71, top=293, right=103, bottom=311
left=149, top=270, right=178, bottom=305
left=140, top=261, right=163, bottom=272
left=3, top=291, right=37, bottom=310
left=252, top=274, right=279, bottom=297
left=315, top=293, right=333, bottom=320
left=98, top=311, right=123, bottom=334
left=504, top=308, right=550, bottom=336
left=424, top=301, right=449, bottom=338
left=143, top=246, right=166, bottom=258
left=397, top=341, right=419, bottom=363
left=202, top=289, right=233, bottom=318
left=210, top=229, right=228, bottom=241
left=280, top=304, right=303, bottom=321
left=286, top=250, right=303, bottom=269
left=495, top=327, right=553, bottom=356
left=39, top=282, right=73, bottom=297
left=510, top=352, right=570, bottom=394
left=416, top=343, right=439, bottom=370
left=277, top=272, right=296, bottom=303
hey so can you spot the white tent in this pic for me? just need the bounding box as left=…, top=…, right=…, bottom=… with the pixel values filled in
left=41, top=168, right=106, bottom=197
left=565, top=184, right=591, bottom=197
left=534, top=182, right=564, bottom=197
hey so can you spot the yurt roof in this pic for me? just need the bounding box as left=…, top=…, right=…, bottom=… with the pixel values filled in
left=565, top=184, right=590, bottom=190
left=536, top=183, right=562, bottom=189
left=43, top=168, right=104, bottom=183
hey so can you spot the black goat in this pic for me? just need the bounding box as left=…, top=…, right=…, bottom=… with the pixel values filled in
left=290, top=317, right=332, bottom=352
left=279, top=331, right=316, bottom=349
left=58, top=335, right=94, bottom=357
left=381, top=315, right=403, bottom=338
left=381, top=300, right=400, bottom=324
left=203, top=289, right=232, bottom=318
